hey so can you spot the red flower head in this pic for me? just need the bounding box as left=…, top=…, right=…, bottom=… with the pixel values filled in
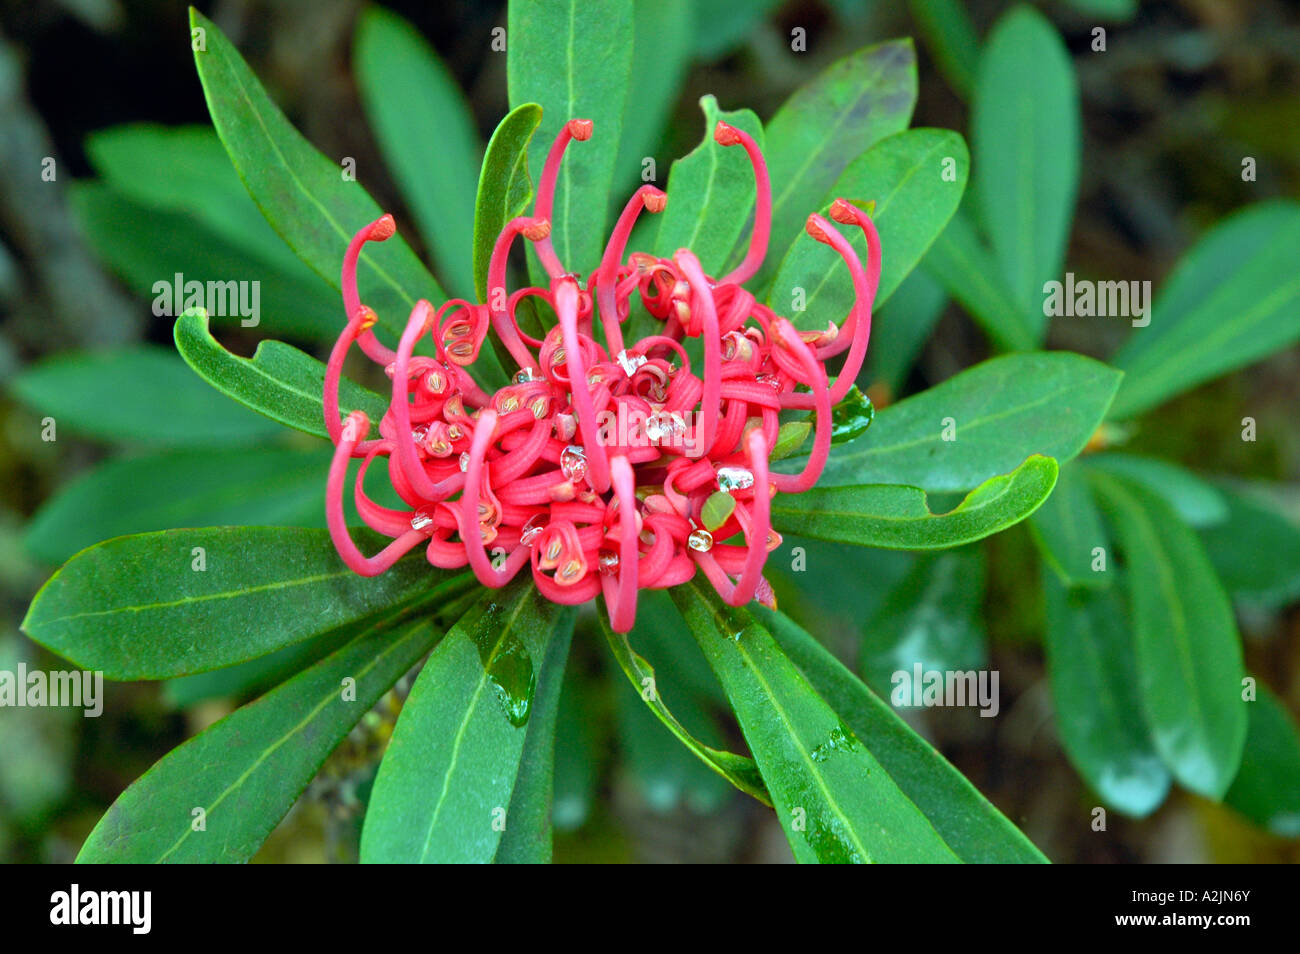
left=324, top=117, right=881, bottom=633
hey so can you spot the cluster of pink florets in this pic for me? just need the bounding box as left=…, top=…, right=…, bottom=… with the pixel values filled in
left=324, top=117, right=879, bottom=632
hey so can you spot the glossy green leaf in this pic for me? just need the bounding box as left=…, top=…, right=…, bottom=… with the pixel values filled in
left=745, top=39, right=917, bottom=289
left=1201, top=482, right=1300, bottom=609
left=24, top=446, right=327, bottom=566
left=1225, top=685, right=1300, bottom=838
left=1109, top=201, right=1300, bottom=418
left=1028, top=462, right=1112, bottom=589
left=655, top=96, right=764, bottom=276
left=70, top=182, right=341, bottom=341
left=758, top=607, right=1047, bottom=862
left=907, top=0, right=980, bottom=98
left=9, top=345, right=282, bottom=447
left=507, top=0, right=635, bottom=276
left=675, top=585, right=960, bottom=863
left=76, top=586, right=472, bottom=864
left=771, top=128, right=968, bottom=324
left=600, top=613, right=769, bottom=804
left=617, top=0, right=692, bottom=182
left=1090, top=470, right=1248, bottom=799
left=174, top=309, right=386, bottom=440
left=1087, top=453, right=1228, bottom=528
left=773, top=454, right=1056, bottom=550
left=356, top=7, right=480, bottom=296
left=921, top=206, right=1038, bottom=352
left=360, top=582, right=575, bottom=863
left=22, top=527, right=446, bottom=679
left=1043, top=575, right=1171, bottom=817
left=805, top=352, right=1120, bottom=492
left=972, top=5, right=1079, bottom=328
left=190, top=9, right=445, bottom=339
left=472, top=103, right=543, bottom=302
left=866, top=268, right=947, bottom=392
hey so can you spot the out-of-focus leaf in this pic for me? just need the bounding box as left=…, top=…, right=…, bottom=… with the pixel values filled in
left=866, top=268, right=947, bottom=392
left=1109, top=202, right=1300, bottom=418
left=689, top=0, right=783, bottom=58
left=1060, top=0, right=1138, bottom=20
left=355, top=7, right=481, bottom=297
left=22, top=527, right=446, bottom=679
left=771, top=128, right=967, bottom=325
left=972, top=5, right=1079, bottom=331
left=472, top=103, right=543, bottom=302
left=773, top=455, right=1057, bottom=550
left=1225, top=685, right=1300, bottom=838
left=1028, top=462, right=1112, bottom=589
left=9, top=345, right=282, bottom=447
left=1088, top=453, right=1228, bottom=528
left=907, top=0, right=980, bottom=97
left=804, top=352, right=1119, bottom=492
left=1043, top=575, right=1171, bottom=817
left=1090, top=471, right=1248, bottom=800
left=551, top=668, right=598, bottom=831
left=1201, top=482, right=1300, bottom=609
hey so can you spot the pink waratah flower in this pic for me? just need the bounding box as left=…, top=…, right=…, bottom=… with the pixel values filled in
left=324, top=117, right=881, bottom=633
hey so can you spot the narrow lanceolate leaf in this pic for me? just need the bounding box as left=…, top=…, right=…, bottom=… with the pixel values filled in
left=1087, top=453, right=1228, bottom=528
left=1028, top=462, right=1112, bottom=589
left=867, top=268, right=948, bottom=392
left=1225, top=685, right=1300, bottom=838
left=174, top=309, right=387, bottom=440
left=23, top=446, right=327, bottom=566
left=76, top=589, right=472, bottom=864
left=1109, top=201, right=1300, bottom=418
left=743, top=39, right=917, bottom=290
left=674, top=583, right=959, bottom=863
left=772, top=128, right=967, bottom=324
left=599, top=614, right=769, bottom=804
left=655, top=96, right=764, bottom=275
left=190, top=9, right=445, bottom=339
left=1201, top=482, right=1300, bottom=609
left=1043, top=575, right=1171, bottom=817
left=356, top=7, right=481, bottom=297
left=759, top=607, right=1046, bottom=862
left=804, top=352, right=1119, bottom=492
left=972, top=5, right=1079, bottom=330
left=907, top=0, right=981, bottom=98
left=507, top=0, right=635, bottom=276
left=9, top=345, right=282, bottom=447
left=921, top=206, right=1038, bottom=352
left=773, top=455, right=1057, bottom=550
left=1089, top=470, right=1248, bottom=800
left=361, top=582, right=576, bottom=863
left=22, top=527, right=447, bottom=679
left=617, top=0, right=692, bottom=183
left=472, top=104, right=543, bottom=302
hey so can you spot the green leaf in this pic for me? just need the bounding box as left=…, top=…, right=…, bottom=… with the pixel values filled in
left=1109, top=201, right=1300, bottom=418
left=745, top=39, right=917, bottom=289
left=507, top=0, right=635, bottom=276
left=9, top=345, right=282, bottom=447
left=75, top=587, right=472, bottom=863
left=1089, top=470, right=1248, bottom=799
left=773, top=454, right=1057, bottom=550
left=1225, top=685, right=1300, bottom=838
left=921, top=206, right=1038, bottom=352
left=552, top=669, right=598, bottom=830
left=689, top=0, right=783, bottom=58
left=22, top=527, right=448, bottom=679
left=1201, top=483, right=1300, bottom=609
left=599, top=612, right=769, bottom=804
left=907, top=0, right=980, bottom=98
left=770, top=128, right=968, bottom=324
left=866, top=266, right=947, bottom=392
left=1027, top=462, right=1112, bottom=589
left=355, top=7, right=480, bottom=297
left=674, top=583, right=960, bottom=863
left=655, top=96, right=765, bottom=276
left=472, top=103, right=544, bottom=302
left=1060, top=0, right=1138, bottom=20
left=771, top=420, right=812, bottom=460
left=1087, top=453, right=1228, bottom=528
left=174, top=309, right=387, bottom=440
left=859, top=548, right=986, bottom=697
left=701, top=491, right=736, bottom=531
left=1043, top=575, right=1171, bottom=817
left=805, top=352, right=1120, bottom=492
left=189, top=9, right=445, bottom=340
left=70, top=182, right=342, bottom=342
left=972, top=5, right=1079, bottom=328
left=23, top=445, right=327, bottom=566
left=360, top=582, right=575, bottom=863
left=617, top=0, right=692, bottom=183
left=758, top=607, right=1047, bottom=862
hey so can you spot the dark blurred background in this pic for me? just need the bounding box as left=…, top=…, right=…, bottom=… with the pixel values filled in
left=1, top=0, right=1297, bottom=863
